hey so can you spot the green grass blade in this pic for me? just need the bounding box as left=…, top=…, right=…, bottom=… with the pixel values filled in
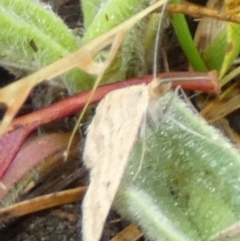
left=170, top=0, right=208, bottom=71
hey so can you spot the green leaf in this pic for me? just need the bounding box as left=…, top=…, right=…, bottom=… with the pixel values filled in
left=0, top=0, right=94, bottom=91
left=82, top=0, right=150, bottom=43
left=81, top=0, right=159, bottom=83
left=116, top=92, right=240, bottom=241
left=202, top=23, right=240, bottom=80
left=220, top=23, right=240, bottom=78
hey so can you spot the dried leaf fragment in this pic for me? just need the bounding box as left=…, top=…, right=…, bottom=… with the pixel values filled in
left=0, top=0, right=166, bottom=137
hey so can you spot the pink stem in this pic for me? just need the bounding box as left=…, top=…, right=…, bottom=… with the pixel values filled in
left=11, top=71, right=219, bottom=131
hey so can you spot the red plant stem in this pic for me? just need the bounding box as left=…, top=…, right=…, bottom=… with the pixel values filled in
left=10, top=71, right=219, bottom=132
left=0, top=122, right=39, bottom=179
left=160, top=70, right=219, bottom=93
left=0, top=71, right=219, bottom=179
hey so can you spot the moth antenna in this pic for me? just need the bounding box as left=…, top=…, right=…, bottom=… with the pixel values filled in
left=134, top=0, right=170, bottom=180
left=150, top=0, right=171, bottom=99
left=153, top=0, right=169, bottom=80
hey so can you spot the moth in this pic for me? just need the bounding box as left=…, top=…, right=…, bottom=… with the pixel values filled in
left=82, top=79, right=171, bottom=241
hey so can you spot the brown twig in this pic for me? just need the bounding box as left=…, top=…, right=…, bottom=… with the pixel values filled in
left=0, top=186, right=86, bottom=224
left=167, top=2, right=240, bottom=24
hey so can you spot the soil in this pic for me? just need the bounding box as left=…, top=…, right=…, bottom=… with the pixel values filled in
left=1, top=203, right=128, bottom=241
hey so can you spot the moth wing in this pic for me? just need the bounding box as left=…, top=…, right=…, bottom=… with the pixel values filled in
left=82, top=85, right=149, bottom=241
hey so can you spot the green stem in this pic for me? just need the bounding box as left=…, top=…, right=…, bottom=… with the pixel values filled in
left=169, top=0, right=208, bottom=71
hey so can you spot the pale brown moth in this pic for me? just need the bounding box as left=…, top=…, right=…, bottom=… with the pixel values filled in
left=82, top=1, right=171, bottom=241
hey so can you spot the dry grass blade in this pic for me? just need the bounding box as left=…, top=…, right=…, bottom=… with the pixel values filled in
left=210, top=220, right=240, bottom=240
left=110, top=224, right=143, bottom=241
left=201, top=82, right=240, bottom=122
left=0, top=186, right=86, bottom=224
left=167, top=2, right=240, bottom=24
left=214, top=119, right=240, bottom=149
left=0, top=0, right=166, bottom=136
